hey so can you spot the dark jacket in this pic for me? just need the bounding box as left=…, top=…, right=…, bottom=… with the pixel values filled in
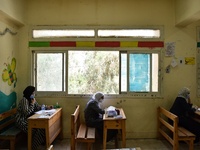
left=170, top=97, right=195, bottom=119
left=84, top=99, right=105, bottom=127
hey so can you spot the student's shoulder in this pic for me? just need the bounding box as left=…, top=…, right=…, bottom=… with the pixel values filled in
left=88, top=100, right=98, bottom=105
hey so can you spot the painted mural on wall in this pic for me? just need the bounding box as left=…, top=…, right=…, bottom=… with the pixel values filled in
left=2, top=57, right=17, bottom=87
left=0, top=91, right=16, bottom=113
left=0, top=57, right=17, bottom=113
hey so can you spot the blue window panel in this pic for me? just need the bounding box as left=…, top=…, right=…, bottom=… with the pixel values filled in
left=129, top=54, right=150, bottom=92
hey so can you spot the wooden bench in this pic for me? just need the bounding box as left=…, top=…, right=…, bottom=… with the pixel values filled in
left=157, top=106, right=195, bottom=150
left=0, top=108, right=22, bottom=150
left=71, top=105, right=95, bottom=150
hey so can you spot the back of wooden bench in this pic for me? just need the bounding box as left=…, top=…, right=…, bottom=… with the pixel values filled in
left=71, top=105, right=81, bottom=150
left=157, top=106, right=178, bottom=146
left=0, top=108, right=23, bottom=150
left=0, top=108, right=17, bottom=131
left=157, top=106, right=195, bottom=150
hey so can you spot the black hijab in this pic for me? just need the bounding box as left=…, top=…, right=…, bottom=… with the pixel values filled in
left=23, top=86, right=35, bottom=103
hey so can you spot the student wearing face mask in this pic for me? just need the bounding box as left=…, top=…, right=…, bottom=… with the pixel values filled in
left=170, top=87, right=200, bottom=143
left=84, top=92, right=117, bottom=142
left=15, top=86, right=45, bottom=150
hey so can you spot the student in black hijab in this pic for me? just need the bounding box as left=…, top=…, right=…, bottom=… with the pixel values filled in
left=15, top=86, right=45, bottom=149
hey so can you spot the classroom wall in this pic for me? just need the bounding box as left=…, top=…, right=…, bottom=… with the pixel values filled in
left=0, top=22, right=18, bottom=113
left=1, top=0, right=200, bottom=139
left=175, top=0, right=200, bottom=26
left=0, top=0, right=24, bottom=113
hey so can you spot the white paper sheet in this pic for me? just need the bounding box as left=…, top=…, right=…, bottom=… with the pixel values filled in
left=35, top=109, right=56, bottom=114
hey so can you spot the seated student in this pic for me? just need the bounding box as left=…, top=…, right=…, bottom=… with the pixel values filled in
left=15, top=86, right=45, bottom=150
left=84, top=92, right=117, bottom=142
left=170, top=87, right=200, bottom=143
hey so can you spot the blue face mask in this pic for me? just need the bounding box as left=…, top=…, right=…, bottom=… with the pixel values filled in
left=30, top=95, right=34, bottom=99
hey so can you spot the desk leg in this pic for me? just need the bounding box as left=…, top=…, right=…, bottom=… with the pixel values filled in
left=45, top=128, right=50, bottom=149
left=121, top=120, right=126, bottom=148
left=103, top=125, right=107, bottom=150
left=28, top=125, right=32, bottom=150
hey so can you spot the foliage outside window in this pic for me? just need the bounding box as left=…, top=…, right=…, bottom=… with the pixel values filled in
left=32, top=50, right=162, bottom=97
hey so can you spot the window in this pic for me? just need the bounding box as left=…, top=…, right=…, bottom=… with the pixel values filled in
left=98, top=29, right=160, bottom=38
left=33, top=52, right=66, bottom=92
left=33, top=29, right=95, bottom=38
left=32, top=27, right=162, bottom=40
left=31, top=26, right=163, bottom=97
left=32, top=49, right=162, bottom=97
left=68, top=51, right=119, bottom=94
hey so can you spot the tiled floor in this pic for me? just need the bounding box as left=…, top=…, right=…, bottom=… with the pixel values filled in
left=13, top=138, right=200, bottom=150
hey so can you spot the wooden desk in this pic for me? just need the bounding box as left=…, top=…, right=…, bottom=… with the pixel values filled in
left=103, top=108, right=126, bottom=150
left=194, top=110, right=200, bottom=122
left=195, top=110, right=200, bottom=117
left=28, top=108, right=62, bottom=150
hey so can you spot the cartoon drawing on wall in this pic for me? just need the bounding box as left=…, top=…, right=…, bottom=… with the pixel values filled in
left=0, top=91, right=16, bottom=113
left=2, top=57, right=17, bottom=87
left=185, top=57, right=195, bottom=65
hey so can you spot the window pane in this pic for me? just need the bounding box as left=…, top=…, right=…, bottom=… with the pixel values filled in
left=33, top=29, right=95, bottom=38
left=98, top=29, right=160, bottom=38
left=37, top=53, right=63, bottom=91
left=121, top=53, right=127, bottom=92
left=152, top=53, right=158, bottom=92
left=129, top=54, right=150, bottom=92
left=68, top=51, right=119, bottom=94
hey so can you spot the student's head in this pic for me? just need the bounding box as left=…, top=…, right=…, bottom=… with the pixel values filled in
left=93, top=92, right=104, bottom=103
left=23, top=86, right=35, bottom=101
left=178, top=87, right=190, bottom=100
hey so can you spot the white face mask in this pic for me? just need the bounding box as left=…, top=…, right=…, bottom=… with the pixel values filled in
left=99, top=98, right=104, bottom=103
left=186, top=94, right=190, bottom=100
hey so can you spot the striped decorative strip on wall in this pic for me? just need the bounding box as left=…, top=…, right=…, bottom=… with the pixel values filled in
left=29, top=41, right=164, bottom=48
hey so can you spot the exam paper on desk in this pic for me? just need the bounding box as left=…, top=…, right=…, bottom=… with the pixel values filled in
left=106, top=106, right=118, bottom=117
left=35, top=109, right=56, bottom=117
left=35, top=109, right=56, bottom=114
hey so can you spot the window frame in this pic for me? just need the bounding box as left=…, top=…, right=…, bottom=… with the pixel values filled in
left=197, top=27, right=200, bottom=97
left=120, top=48, right=163, bottom=97
left=31, top=48, right=163, bottom=98
left=30, top=26, right=164, bottom=98
left=30, top=25, right=164, bottom=41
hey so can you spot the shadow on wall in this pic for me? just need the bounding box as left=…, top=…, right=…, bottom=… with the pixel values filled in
left=0, top=91, right=16, bottom=113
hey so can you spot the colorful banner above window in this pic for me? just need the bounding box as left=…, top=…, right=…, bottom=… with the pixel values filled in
left=29, top=41, right=164, bottom=48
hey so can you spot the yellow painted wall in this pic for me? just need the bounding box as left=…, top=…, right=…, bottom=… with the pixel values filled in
left=175, top=0, right=200, bottom=26
left=1, top=0, right=200, bottom=139
left=0, top=0, right=25, bottom=26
